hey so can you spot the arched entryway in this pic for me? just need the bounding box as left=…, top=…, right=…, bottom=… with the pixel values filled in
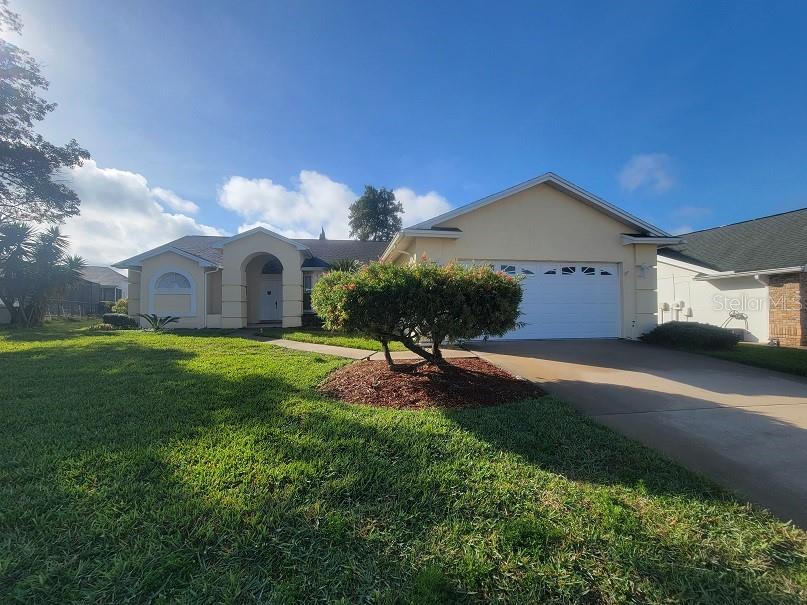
left=244, top=253, right=283, bottom=324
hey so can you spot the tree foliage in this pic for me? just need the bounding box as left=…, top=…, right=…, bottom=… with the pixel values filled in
left=312, top=261, right=522, bottom=366
left=348, top=186, right=403, bottom=242
left=0, top=0, right=89, bottom=223
left=0, top=221, right=86, bottom=326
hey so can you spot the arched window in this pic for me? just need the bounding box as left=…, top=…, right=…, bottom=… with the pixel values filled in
left=155, top=272, right=191, bottom=291
left=149, top=269, right=196, bottom=316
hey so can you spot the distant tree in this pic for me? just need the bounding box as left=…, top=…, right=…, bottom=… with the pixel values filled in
left=0, top=222, right=86, bottom=326
left=319, top=227, right=326, bottom=240
left=348, top=186, right=402, bottom=241
left=0, top=0, right=89, bottom=224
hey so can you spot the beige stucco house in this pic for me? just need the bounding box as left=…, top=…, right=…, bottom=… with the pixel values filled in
left=382, top=173, right=679, bottom=339
left=114, top=230, right=387, bottom=329
left=116, top=173, right=678, bottom=338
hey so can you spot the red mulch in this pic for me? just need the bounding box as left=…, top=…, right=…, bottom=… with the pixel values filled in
left=318, top=358, right=544, bottom=410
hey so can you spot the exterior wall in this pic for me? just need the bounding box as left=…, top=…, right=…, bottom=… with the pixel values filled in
left=768, top=273, right=807, bottom=346
left=139, top=252, right=206, bottom=329
left=206, top=270, right=222, bottom=314
left=153, top=293, right=192, bottom=315
left=221, top=232, right=306, bottom=328
left=396, top=183, right=659, bottom=339
left=657, top=260, right=770, bottom=342
left=127, top=269, right=141, bottom=317
left=0, top=303, right=9, bottom=324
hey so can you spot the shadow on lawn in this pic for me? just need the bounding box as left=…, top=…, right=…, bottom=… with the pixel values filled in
left=1, top=335, right=805, bottom=603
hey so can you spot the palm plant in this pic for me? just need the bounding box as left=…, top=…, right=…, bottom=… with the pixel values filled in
left=328, top=258, right=362, bottom=273
left=136, top=313, right=180, bottom=331
left=0, top=222, right=85, bottom=327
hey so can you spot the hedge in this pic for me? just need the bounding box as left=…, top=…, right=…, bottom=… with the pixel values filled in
left=102, top=313, right=139, bottom=329
left=640, top=321, right=740, bottom=350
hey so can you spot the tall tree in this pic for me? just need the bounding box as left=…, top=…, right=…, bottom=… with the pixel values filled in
left=0, top=0, right=89, bottom=224
left=348, top=186, right=403, bottom=241
left=0, top=222, right=86, bottom=326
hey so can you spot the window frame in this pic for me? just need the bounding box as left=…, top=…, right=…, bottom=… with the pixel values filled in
left=148, top=268, right=196, bottom=317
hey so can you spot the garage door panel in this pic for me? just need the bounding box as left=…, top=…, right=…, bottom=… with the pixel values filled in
left=492, top=261, right=619, bottom=339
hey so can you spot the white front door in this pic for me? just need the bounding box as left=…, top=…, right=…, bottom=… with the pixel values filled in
left=260, top=275, right=282, bottom=321
left=492, top=261, right=620, bottom=339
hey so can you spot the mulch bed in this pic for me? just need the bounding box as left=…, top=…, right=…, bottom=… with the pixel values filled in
left=319, top=358, right=544, bottom=409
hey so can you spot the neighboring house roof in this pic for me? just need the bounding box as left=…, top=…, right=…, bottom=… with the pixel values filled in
left=294, top=239, right=389, bottom=264
left=659, top=208, right=807, bottom=273
left=80, top=266, right=128, bottom=287
left=115, top=235, right=388, bottom=270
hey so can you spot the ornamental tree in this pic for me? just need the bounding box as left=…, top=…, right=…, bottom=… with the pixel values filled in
left=311, top=261, right=522, bottom=367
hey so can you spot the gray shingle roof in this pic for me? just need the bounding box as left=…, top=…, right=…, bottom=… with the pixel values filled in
left=164, top=235, right=387, bottom=268
left=80, top=266, right=128, bottom=287
left=659, top=208, right=807, bottom=272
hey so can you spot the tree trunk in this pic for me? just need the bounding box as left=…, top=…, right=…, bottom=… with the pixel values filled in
left=380, top=339, right=394, bottom=368
left=431, top=334, right=443, bottom=360
left=398, top=336, right=447, bottom=365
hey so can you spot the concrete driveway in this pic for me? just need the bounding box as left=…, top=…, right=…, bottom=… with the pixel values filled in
left=470, top=340, right=807, bottom=527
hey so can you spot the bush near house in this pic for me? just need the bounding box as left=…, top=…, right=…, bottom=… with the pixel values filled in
left=312, top=261, right=522, bottom=364
left=641, top=321, right=741, bottom=350
left=102, top=312, right=138, bottom=329
left=111, top=297, right=128, bottom=314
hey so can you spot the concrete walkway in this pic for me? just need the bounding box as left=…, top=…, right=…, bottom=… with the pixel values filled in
left=470, top=339, right=807, bottom=527
left=238, top=330, right=476, bottom=361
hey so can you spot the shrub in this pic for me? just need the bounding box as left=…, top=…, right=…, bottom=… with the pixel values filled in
left=98, top=301, right=114, bottom=314
left=102, top=313, right=138, bottom=328
left=111, top=298, right=128, bottom=314
left=640, top=321, right=740, bottom=350
left=136, top=313, right=180, bottom=331
left=312, top=261, right=522, bottom=365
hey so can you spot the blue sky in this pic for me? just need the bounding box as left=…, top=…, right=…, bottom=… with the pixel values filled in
left=11, top=0, right=807, bottom=263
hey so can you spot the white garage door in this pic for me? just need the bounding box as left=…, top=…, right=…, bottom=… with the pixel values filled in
left=494, top=261, right=620, bottom=339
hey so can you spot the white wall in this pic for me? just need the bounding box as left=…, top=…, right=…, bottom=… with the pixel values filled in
left=657, top=259, right=769, bottom=342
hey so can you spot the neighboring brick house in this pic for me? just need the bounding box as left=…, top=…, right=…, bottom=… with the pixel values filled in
left=658, top=208, right=807, bottom=347
left=768, top=273, right=807, bottom=346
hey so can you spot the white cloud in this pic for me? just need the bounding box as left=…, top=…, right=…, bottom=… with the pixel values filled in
left=670, top=225, right=693, bottom=235
left=393, top=188, right=452, bottom=227
left=671, top=205, right=711, bottom=221
left=152, top=187, right=199, bottom=214
left=59, top=160, right=226, bottom=265
left=219, top=171, right=452, bottom=239
left=618, top=153, right=674, bottom=193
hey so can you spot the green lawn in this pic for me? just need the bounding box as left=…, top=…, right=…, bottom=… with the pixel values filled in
left=260, top=326, right=406, bottom=351
left=1, top=321, right=805, bottom=603
left=700, top=343, right=807, bottom=378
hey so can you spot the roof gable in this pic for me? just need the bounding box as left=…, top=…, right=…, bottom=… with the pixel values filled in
left=222, top=226, right=311, bottom=252
left=409, top=172, right=669, bottom=237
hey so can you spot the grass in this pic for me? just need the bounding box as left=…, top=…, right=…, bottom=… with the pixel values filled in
left=1, top=320, right=805, bottom=603
left=699, top=343, right=807, bottom=378
left=260, top=326, right=406, bottom=351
